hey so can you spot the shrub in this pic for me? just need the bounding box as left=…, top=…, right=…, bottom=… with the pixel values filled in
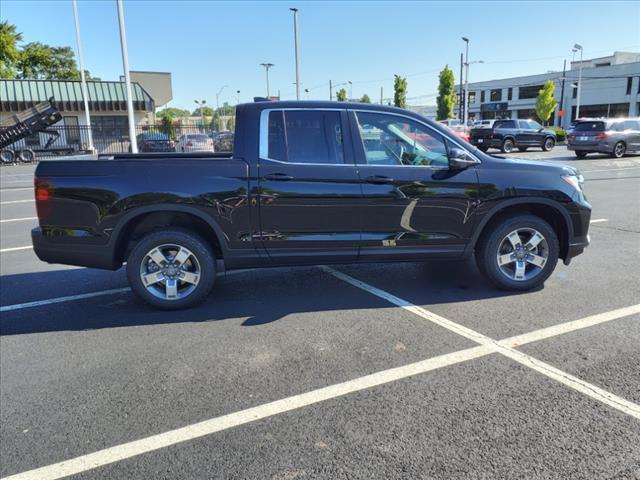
left=549, top=127, right=567, bottom=142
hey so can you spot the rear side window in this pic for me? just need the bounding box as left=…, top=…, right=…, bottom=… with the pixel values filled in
left=495, top=120, right=516, bottom=129
left=266, top=110, right=345, bottom=164
left=622, top=120, right=640, bottom=130
left=573, top=122, right=605, bottom=132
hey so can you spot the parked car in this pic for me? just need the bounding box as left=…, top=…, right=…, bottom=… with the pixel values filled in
left=567, top=118, right=640, bottom=158
left=136, top=133, right=175, bottom=152
left=469, top=119, right=557, bottom=153
left=176, top=133, right=214, bottom=152
left=32, top=101, right=590, bottom=309
left=443, top=124, right=469, bottom=143
left=438, top=119, right=466, bottom=132
left=472, top=119, right=497, bottom=129
left=212, top=131, right=234, bottom=152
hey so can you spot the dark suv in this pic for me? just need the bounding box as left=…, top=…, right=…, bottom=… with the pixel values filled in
left=567, top=118, right=640, bottom=158
left=470, top=119, right=557, bottom=153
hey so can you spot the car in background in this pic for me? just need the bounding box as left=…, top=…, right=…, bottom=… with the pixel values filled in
left=136, top=133, right=175, bottom=152
left=212, top=131, right=234, bottom=152
left=442, top=124, right=469, bottom=143
left=472, top=119, right=496, bottom=129
left=438, top=119, right=466, bottom=132
left=176, top=133, right=214, bottom=152
left=469, top=119, right=556, bottom=153
left=567, top=118, right=640, bottom=158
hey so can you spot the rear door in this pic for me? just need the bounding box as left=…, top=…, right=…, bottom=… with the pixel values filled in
left=257, top=108, right=361, bottom=264
left=516, top=120, right=535, bottom=145
left=622, top=120, right=640, bottom=151
left=350, top=110, right=479, bottom=260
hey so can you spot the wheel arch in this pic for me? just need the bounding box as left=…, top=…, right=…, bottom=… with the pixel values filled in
left=468, top=198, right=573, bottom=260
left=111, top=205, right=227, bottom=266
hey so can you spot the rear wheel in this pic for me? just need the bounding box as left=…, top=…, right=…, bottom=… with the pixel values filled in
left=127, top=229, right=216, bottom=310
left=575, top=151, right=588, bottom=159
left=501, top=139, right=514, bottom=153
left=18, top=149, right=35, bottom=163
left=0, top=150, right=15, bottom=164
left=542, top=137, right=555, bottom=151
left=612, top=141, right=626, bottom=158
left=476, top=215, right=559, bottom=291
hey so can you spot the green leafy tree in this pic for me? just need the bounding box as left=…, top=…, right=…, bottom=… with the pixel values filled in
left=360, top=94, right=371, bottom=103
left=160, top=113, right=176, bottom=139
left=16, top=42, right=80, bottom=79
left=193, top=106, right=214, bottom=117
left=436, top=65, right=455, bottom=120
left=0, top=21, right=22, bottom=78
left=535, top=80, right=558, bottom=125
left=157, top=107, right=190, bottom=118
left=336, top=88, right=347, bottom=101
left=210, top=112, right=224, bottom=131
left=226, top=116, right=235, bottom=131
left=393, top=75, right=407, bottom=108
left=219, top=103, right=235, bottom=116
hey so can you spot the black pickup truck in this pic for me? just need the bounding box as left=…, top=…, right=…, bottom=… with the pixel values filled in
left=32, top=101, right=591, bottom=309
left=469, top=119, right=557, bottom=153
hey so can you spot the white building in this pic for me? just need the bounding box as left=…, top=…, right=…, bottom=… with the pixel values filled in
left=455, top=51, right=640, bottom=129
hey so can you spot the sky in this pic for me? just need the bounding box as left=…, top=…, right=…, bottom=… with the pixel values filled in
left=2, top=0, right=640, bottom=110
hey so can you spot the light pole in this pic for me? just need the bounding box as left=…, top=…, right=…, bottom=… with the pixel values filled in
left=290, top=8, right=301, bottom=100
left=305, top=88, right=310, bottom=99
left=260, top=63, right=274, bottom=98
left=462, top=37, right=470, bottom=127
left=573, top=44, right=583, bottom=119
left=348, top=80, right=353, bottom=101
left=194, top=99, right=206, bottom=132
left=216, top=85, right=228, bottom=113
left=72, top=0, right=94, bottom=152
left=116, top=0, right=137, bottom=153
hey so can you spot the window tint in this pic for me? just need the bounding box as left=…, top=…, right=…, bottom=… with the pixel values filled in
left=356, top=112, right=449, bottom=167
left=573, top=121, right=605, bottom=132
left=266, top=110, right=344, bottom=164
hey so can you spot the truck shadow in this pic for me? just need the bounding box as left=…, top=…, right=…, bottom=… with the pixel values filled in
left=0, top=260, right=532, bottom=336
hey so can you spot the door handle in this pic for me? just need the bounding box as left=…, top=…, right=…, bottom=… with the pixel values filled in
left=366, top=175, right=394, bottom=184
left=264, top=173, right=293, bottom=181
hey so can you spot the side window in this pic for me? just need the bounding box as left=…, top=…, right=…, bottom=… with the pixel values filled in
left=623, top=120, right=640, bottom=130
left=266, top=110, right=344, bottom=164
left=518, top=120, right=530, bottom=129
left=529, top=121, right=542, bottom=130
left=355, top=112, right=449, bottom=167
left=611, top=122, right=624, bottom=132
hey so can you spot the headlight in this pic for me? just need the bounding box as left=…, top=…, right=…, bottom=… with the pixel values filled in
left=562, top=174, right=583, bottom=191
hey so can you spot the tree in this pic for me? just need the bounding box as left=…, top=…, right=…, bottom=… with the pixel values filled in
left=226, top=117, right=235, bottom=131
left=336, top=88, right=347, bottom=101
left=156, top=107, right=190, bottom=118
left=15, top=42, right=80, bottom=79
left=160, top=113, right=176, bottom=139
left=436, top=65, right=456, bottom=121
left=360, top=94, right=371, bottom=103
left=0, top=21, right=22, bottom=79
left=393, top=75, right=407, bottom=108
left=535, top=80, right=558, bottom=125
left=193, top=106, right=214, bottom=117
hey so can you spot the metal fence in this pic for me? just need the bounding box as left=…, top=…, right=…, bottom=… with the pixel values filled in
left=0, top=124, right=233, bottom=164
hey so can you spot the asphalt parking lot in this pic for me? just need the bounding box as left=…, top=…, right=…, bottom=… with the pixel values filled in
left=1, top=145, right=639, bottom=480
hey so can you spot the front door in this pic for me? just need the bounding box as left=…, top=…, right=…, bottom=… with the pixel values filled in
left=350, top=110, right=479, bottom=260
left=257, top=109, right=361, bottom=264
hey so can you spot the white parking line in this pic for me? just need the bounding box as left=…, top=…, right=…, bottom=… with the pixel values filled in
left=0, top=187, right=33, bottom=192
left=0, top=217, right=37, bottom=223
left=590, top=218, right=608, bottom=224
left=581, top=166, right=640, bottom=174
left=2, top=301, right=638, bottom=480
left=322, top=266, right=640, bottom=420
left=0, top=199, right=33, bottom=205
left=0, top=246, right=32, bottom=253
left=0, top=288, right=132, bottom=313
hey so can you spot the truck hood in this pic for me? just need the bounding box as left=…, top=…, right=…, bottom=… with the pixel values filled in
left=490, top=155, right=581, bottom=177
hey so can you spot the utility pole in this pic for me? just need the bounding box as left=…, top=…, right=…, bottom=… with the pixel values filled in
left=558, top=59, right=566, bottom=128
left=380, top=86, right=383, bottom=104
left=348, top=80, right=353, bottom=101
left=116, top=0, right=137, bottom=153
left=329, top=80, right=333, bottom=100
left=290, top=8, right=301, bottom=100
left=462, top=37, right=469, bottom=127
left=260, top=63, right=274, bottom=98
left=459, top=52, right=464, bottom=121
left=72, top=0, right=94, bottom=151
left=574, top=44, right=583, bottom=119
left=216, top=85, right=228, bottom=113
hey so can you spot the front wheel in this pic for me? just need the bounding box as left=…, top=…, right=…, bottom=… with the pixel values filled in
left=476, top=215, right=559, bottom=291
left=612, top=141, right=626, bottom=158
left=501, top=139, right=514, bottom=153
left=126, top=229, right=216, bottom=310
left=542, top=137, right=555, bottom=151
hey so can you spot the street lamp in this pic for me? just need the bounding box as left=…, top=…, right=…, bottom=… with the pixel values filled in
left=194, top=99, right=206, bottom=132
left=348, top=80, right=353, bottom=101
left=236, top=90, right=240, bottom=104
left=573, top=44, right=583, bottom=119
left=305, top=88, right=310, bottom=99
left=462, top=36, right=484, bottom=127
left=290, top=8, right=301, bottom=100
left=260, top=63, right=275, bottom=98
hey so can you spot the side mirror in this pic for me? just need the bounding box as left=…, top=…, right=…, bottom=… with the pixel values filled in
left=448, top=147, right=480, bottom=170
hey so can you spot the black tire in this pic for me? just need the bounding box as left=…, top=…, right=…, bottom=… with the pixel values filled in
left=18, top=149, right=35, bottom=163
left=612, top=141, right=626, bottom=158
left=542, top=137, right=555, bottom=152
left=476, top=214, right=559, bottom=291
left=501, top=138, right=514, bottom=153
left=575, top=151, right=588, bottom=159
left=478, top=146, right=488, bottom=152
left=0, top=150, right=15, bottom=164
left=518, top=147, right=528, bottom=152
left=126, top=228, right=216, bottom=310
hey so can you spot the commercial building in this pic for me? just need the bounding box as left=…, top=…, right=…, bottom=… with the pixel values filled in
left=455, top=51, right=640, bottom=129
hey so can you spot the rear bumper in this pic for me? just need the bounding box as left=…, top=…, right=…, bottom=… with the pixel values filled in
left=471, top=138, right=501, bottom=148
left=567, top=143, right=609, bottom=153
left=31, top=227, right=120, bottom=270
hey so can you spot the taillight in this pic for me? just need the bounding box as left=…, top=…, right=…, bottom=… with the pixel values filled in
left=34, top=177, right=52, bottom=222
left=595, top=132, right=610, bottom=139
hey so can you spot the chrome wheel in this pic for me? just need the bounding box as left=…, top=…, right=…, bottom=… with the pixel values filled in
left=496, top=228, right=549, bottom=282
left=139, top=244, right=201, bottom=300
left=613, top=142, right=626, bottom=158
left=543, top=138, right=555, bottom=151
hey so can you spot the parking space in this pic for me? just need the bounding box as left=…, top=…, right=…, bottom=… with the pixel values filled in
left=1, top=154, right=639, bottom=480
